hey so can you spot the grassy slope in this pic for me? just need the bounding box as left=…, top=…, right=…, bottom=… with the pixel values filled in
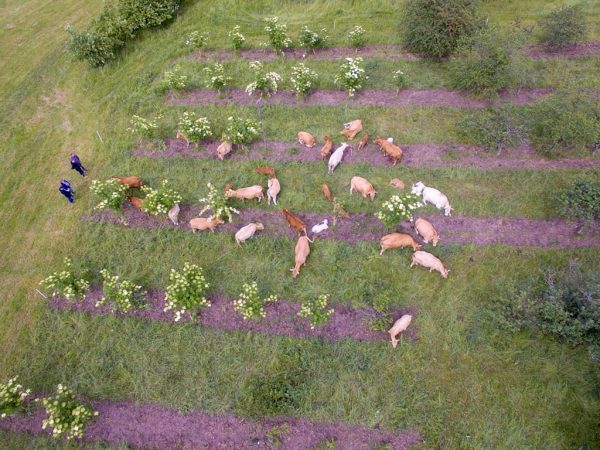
left=0, top=1, right=599, bottom=448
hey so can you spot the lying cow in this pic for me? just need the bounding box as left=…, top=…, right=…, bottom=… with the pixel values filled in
left=340, top=119, right=362, bottom=140
left=298, top=131, right=316, bottom=147
left=112, top=176, right=144, bottom=188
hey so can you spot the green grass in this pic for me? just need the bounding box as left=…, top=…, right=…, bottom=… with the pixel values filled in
left=1, top=1, right=599, bottom=448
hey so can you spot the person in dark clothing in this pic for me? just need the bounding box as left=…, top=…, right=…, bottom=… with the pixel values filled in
left=70, top=154, right=87, bottom=177
left=59, top=179, right=75, bottom=203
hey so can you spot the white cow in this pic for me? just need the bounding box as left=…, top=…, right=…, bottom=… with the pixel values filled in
left=411, top=181, right=452, bottom=216
left=328, top=143, right=350, bottom=174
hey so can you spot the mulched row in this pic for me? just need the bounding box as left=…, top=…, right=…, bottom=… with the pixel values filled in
left=166, top=88, right=553, bottom=109
left=185, top=40, right=600, bottom=62
left=90, top=205, right=600, bottom=249
left=134, top=138, right=600, bottom=170
left=47, top=287, right=416, bottom=343
left=0, top=398, right=421, bottom=449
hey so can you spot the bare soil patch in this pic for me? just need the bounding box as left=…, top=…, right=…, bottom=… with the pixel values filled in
left=46, top=287, right=416, bottom=343
left=527, top=40, right=600, bottom=58
left=0, top=398, right=421, bottom=449
left=90, top=206, right=600, bottom=249
left=166, top=88, right=553, bottom=108
left=134, top=139, right=600, bottom=170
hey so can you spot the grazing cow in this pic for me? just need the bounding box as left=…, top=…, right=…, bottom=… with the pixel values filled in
left=388, top=315, right=412, bottom=348
left=290, top=235, right=313, bottom=278
left=390, top=178, right=405, bottom=189
left=411, top=181, right=452, bottom=216
left=225, top=185, right=264, bottom=202
left=320, top=136, right=334, bottom=160
left=350, top=176, right=377, bottom=200
left=255, top=166, right=276, bottom=177
left=235, top=222, right=264, bottom=246
left=414, top=218, right=440, bottom=246
left=176, top=130, right=191, bottom=147
left=168, top=203, right=180, bottom=226
left=322, top=183, right=333, bottom=203
left=189, top=216, right=223, bottom=233
left=282, top=209, right=307, bottom=235
left=128, top=196, right=144, bottom=209
left=112, top=176, right=144, bottom=188
left=373, top=136, right=402, bottom=165
left=410, top=251, right=449, bottom=278
left=357, top=132, right=369, bottom=151
left=216, top=140, right=233, bottom=160
left=267, top=178, right=281, bottom=205
left=328, top=143, right=350, bottom=174
left=311, top=219, right=328, bottom=234
left=298, top=131, right=316, bottom=147
left=340, top=119, right=362, bottom=140
left=379, top=233, right=421, bottom=254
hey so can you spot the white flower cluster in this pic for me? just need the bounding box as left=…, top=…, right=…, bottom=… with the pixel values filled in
left=164, top=263, right=210, bottom=322
left=96, top=269, right=146, bottom=313
left=297, top=294, right=334, bottom=329
left=347, top=25, right=367, bottom=47
left=198, top=182, right=239, bottom=223
left=335, top=57, right=368, bottom=97
left=162, top=66, right=187, bottom=90
left=245, top=61, right=282, bottom=97
left=204, top=63, right=231, bottom=93
left=264, top=17, right=292, bottom=53
left=290, top=63, right=319, bottom=98
left=224, top=116, right=260, bottom=146
left=0, top=376, right=31, bottom=418
left=40, top=384, right=98, bottom=440
left=177, top=111, right=213, bottom=143
left=90, top=178, right=130, bottom=211
left=184, top=31, right=208, bottom=49
left=233, top=281, right=277, bottom=320
left=141, top=180, right=183, bottom=216
left=300, top=26, right=328, bottom=49
left=228, top=25, right=245, bottom=50
left=127, top=114, right=161, bottom=138
left=39, top=258, right=90, bottom=301
left=376, top=193, right=423, bottom=227
left=393, top=69, right=407, bottom=90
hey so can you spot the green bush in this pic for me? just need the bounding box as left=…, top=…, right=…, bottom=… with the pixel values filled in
left=538, top=4, right=587, bottom=50
left=457, top=107, right=527, bottom=154
left=558, top=180, right=600, bottom=226
left=401, top=0, right=481, bottom=58
left=67, top=0, right=181, bottom=67
left=449, top=26, right=522, bottom=96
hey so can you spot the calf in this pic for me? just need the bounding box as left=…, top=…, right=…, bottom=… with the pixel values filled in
left=128, top=196, right=144, bottom=209
left=388, top=315, right=412, bottom=348
left=411, top=181, right=452, bottom=216
left=235, top=222, right=264, bottom=246
left=282, top=209, right=307, bottom=235
left=225, top=185, right=264, bottom=202
left=311, top=219, right=328, bottom=234
left=410, top=251, right=449, bottom=278
left=267, top=178, right=281, bottom=205
left=189, top=216, right=223, bottom=233
left=322, top=183, right=333, bottom=203
left=357, top=132, right=369, bottom=151
left=176, top=130, right=191, bottom=147
left=373, top=136, right=402, bottom=165
left=216, top=140, right=232, bottom=160
left=255, top=166, right=276, bottom=177
left=290, top=235, right=313, bottom=278
left=350, top=176, right=377, bottom=200
left=298, top=131, right=316, bottom=147
left=340, top=119, right=362, bottom=140
left=414, top=217, right=440, bottom=246
left=379, top=233, right=421, bottom=254
left=112, top=176, right=144, bottom=188
left=168, top=203, right=180, bottom=226
left=390, top=178, right=405, bottom=189
left=320, top=135, right=334, bottom=160
left=328, top=143, right=350, bottom=174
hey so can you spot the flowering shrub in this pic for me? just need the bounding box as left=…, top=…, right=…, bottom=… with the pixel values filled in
left=39, top=384, right=97, bottom=440
left=177, top=112, right=213, bottom=143
left=298, top=294, right=334, bottom=329
left=224, top=116, right=260, bottom=146
left=164, top=263, right=210, bottom=321
left=335, top=57, right=368, bottom=97
left=40, top=258, right=90, bottom=301
left=290, top=63, right=319, bottom=98
left=228, top=25, right=245, bottom=50
left=90, top=178, right=130, bottom=212
left=127, top=114, right=161, bottom=139
left=233, top=281, right=277, bottom=320
left=300, top=26, right=328, bottom=50
left=264, top=17, right=292, bottom=54
left=96, top=269, right=146, bottom=313
left=198, top=182, right=239, bottom=223
left=141, top=180, right=182, bottom=216
left=376, top=193, right=423, bottom=227
left=347, top=25, right=366, bottom=48
left=0, top=376, right=31, bottom=418
left=393, top=70, right=408, bottom=92
left=161, top=65, right=187, bottom=90
left=245, top=61, right=282, bottom=97
left=184, top=31, right=208, bottom=49
left=204, top=63, right=231, bottom=93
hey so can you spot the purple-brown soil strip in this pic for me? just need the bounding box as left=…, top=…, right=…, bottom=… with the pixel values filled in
left=0, top=398, right=421, bottom=449
left=166, top=88, right=553, bottom=108
left=134, top=138, right=600, bottom=170
left=46, top=287, right=417, bottom=343
left=185, top=40, right=600, bottom=62
left=89, top=205, right=600, bottom=249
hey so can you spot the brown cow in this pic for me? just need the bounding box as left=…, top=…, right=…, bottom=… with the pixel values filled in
left=176, top=130, right=191, bottom=147
left=390, top=178, right=405, bottom=189
left=322, top=183, right=333, bottom=203
left=340, top=119, right=362, bottom=140
left=414, top=218, right=440, bottom=247
left=255, top=166, right=276, bottom=177
left=189, top=216, right=223, bottom=233
left=350, top=176, right=377, bottom=200
left=379, top=233, right=421, bottom=255
left=373, top=136, right=403, bottom=165
left=320, top=136, right=334, bottom=160
left=282, top=209, right=307, bottom=235
left=357, top=132, right=369, bottom=151
left=298, top=131, right=316, bottom=147
left=225, top=185, right=264, bottom=202
left=128, top=196, right=144, bottom=209
left=290, top=235, right=313, bottom=278
left=112, top=176, right=144, bottom=188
